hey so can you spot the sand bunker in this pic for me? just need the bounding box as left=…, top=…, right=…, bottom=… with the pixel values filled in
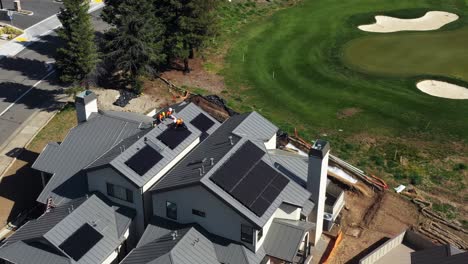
left=416, top=80, right=468, bottom=99
left=358, top=11, right=458, bottom=33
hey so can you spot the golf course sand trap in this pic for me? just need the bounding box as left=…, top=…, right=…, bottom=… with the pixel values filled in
left=358, top=11, right=458, bottom=33
left=417, top=80, right=468, bottom=99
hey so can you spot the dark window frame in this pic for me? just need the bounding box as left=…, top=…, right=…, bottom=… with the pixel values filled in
left=192, top=209, right=206, bottom=218
left=166, top=201, right=177, bottom=220
left=257, top=228, right=263, bottom=241
left=241, top=224, right=254, bottom=244
left=106, top=182, right=133, bottom=203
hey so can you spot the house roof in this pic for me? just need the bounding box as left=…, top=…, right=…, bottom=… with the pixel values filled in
left=0, top=194, right=135, bottom=264
left=33, top=111, right=149, bottom=205
left=263, top=219, right=315, bottom=262
left=121, top=217, right=266, bottom=264
left=86, top=103, right=220, bottom=188
left=152, top=112, right=311, bottom=228
left=411, top=244, right=467, bottom=264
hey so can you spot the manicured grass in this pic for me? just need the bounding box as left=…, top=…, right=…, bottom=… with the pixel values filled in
left=342, top=26, right=468, bottom=82
left=223, top=0, right=468, bottom=140
left=28, top=104, right=77, bottom=153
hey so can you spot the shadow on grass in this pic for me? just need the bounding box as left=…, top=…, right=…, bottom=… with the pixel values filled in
left=0, top=148, right=42, bottom=225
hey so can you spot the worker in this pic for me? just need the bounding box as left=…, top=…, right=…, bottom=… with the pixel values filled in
left=166, top=107, right=173, bottom=117
left=174, top=118, right=185, bottom=128
left=157, top=111, right=166, bottom=122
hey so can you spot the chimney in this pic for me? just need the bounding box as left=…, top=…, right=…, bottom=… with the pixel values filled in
left=75, top=90, right=98, bottom=122
left=307, top=139, right=330, bottom=246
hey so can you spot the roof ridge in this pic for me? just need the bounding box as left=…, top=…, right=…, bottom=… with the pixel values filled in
left=100, top=110, right=150, bottom=125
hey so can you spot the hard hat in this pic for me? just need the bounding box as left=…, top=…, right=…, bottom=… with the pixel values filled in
left=169, top=107, right=173, bottom=112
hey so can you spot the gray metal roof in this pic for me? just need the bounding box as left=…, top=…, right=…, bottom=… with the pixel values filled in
left=151, top=113, right=248, bottom=192
left=232, top=111, right=277, bottom=141
left=153, top=113, right=311, bottom=228
left=33, top=112, right=147, bottom=205
left=121, top=218, right=266, bottom=264
left=411, top=244, right=468, bottom=264
left=0, top=194, right=135, bottom=264
left=88, top=103, right=219, bottom=188
left=263, top=219, right=315, bottom=262
left=0, top=240, right=70, bottom=264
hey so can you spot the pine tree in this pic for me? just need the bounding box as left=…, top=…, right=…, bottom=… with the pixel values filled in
left=154, top=0, right=218, bottom=73
left=103, top=0, right=165, bottom=93
left=55, top=0, right=97, bottom=84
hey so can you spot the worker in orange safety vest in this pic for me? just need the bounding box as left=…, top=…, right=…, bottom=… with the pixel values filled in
left=166, top=107, right=173, bottom=117
left=174, top=118, right=184, bottom=128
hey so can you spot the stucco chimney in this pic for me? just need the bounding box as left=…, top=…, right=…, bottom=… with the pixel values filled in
left=307, top=139, right=330, bottom=245
left=75, top=90, right=98, bottom=122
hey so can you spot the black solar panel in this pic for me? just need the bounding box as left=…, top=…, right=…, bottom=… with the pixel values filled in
left=125, top=145, right=163, bottom=175
left=231, top=161, right=275, bottom=206
left=157, top=127, right=192, bottom=149
left=190, top=113, right=215, bottom=132
left=251, top=197, right=271, bottom=216
left=59, top=223, right=103, bottom=261
left=211, top=141, right=264, bottom=192
left=211, top=141, right=290, bottom=217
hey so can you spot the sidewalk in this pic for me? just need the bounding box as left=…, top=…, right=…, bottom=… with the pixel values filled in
left=0, top=0, right=104, bottom=58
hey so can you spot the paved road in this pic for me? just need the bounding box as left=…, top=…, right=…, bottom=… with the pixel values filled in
left=0, top=0, right=63, bottom=29
left=0, top=10, right=106, bottom=148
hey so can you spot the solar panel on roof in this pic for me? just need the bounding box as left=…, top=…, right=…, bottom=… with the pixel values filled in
left=231, top=161, right=275, bottom=206
left=211, top=141, right=264, bottom=192
left=210, top=141, right=289, bottom=217
left=190, top=113, right=215, bottom=132
left=125, top=145, right=163, bottom=175
left=157, top=127, right=192, bottom=149
left=59, top=223, right=103, bottom=261
left=251, top=198, right=271, bottom=216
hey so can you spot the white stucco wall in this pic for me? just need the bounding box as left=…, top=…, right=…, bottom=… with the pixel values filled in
left=87, top=167, right=145, bottom=236
left=152, top=185, right=254, bottom=247
left=255, top=203, right=301, bottom=251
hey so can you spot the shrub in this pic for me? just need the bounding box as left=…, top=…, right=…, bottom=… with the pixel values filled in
left=453, top=163, right=466, bottom=171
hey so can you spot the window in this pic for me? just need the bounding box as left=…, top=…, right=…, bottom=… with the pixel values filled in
left=257, top=228, right=263, bottom=241
left=192, top=209, right=206, bottom=218
left=166, top=201, right=177, bottom=220
left=106, top=183, right=133, bottom=203
left=241, top=224, right=253, bottom=244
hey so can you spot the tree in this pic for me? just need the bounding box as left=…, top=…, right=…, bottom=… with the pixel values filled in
left=154, top=0, right=218, bottom=73
left=102, top=0, right=165, bottom=93
left=55, top=0, right=97, bottom=84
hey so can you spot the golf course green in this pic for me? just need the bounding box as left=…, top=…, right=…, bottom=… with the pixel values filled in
left=342, top=26, right=468, bottom=82
left=223, top=0, right=468, bottom=140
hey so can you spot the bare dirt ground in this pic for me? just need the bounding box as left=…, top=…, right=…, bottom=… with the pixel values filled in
left=160, top=58, right=225, bottom=94
left=328, top=191, right=419, bottom=263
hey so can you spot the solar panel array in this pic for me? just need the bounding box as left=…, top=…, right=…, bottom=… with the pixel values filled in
left=125, top=145, right=163, bottom=176
left=190, top=113, right=215, bottom=132
left=59, top=223, right=103, bottom=261
left=157, top=127, right=192, bottom=149
left=211, top=141, right=289, bottom=216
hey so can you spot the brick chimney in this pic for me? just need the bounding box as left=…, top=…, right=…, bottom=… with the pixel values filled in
left=75, top=90, right=98, bottom=122
left=307, top=139, right=330, bottom=245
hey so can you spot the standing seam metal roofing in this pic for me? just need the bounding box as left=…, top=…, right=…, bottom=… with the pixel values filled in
left=263, top=219, right=316, bottom=262
left=93, top=103, right=219, bottom=188
left=151, top=113, right=248, bottom=192
left=33, top=112, right=147, bottom=205
left=121, top=217, right=266, bottom=264
left=0, top=194, right=135, bottom=264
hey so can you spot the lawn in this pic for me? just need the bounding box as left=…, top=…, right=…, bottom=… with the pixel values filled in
left=223, top=0, right=468, bottom=139
left=342, top=26, right=468, bottom=82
